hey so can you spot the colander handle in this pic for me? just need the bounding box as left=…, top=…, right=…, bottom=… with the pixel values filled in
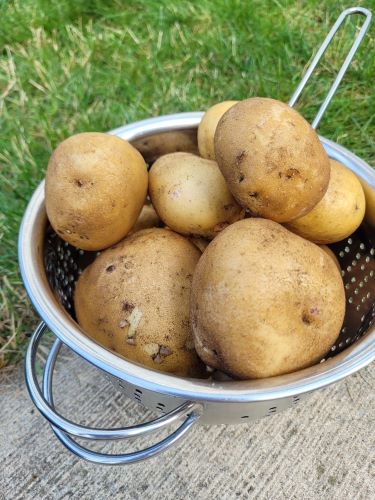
left=288, top=7, right=372, bottom=129
left=25, top=322, right=203, bottom=465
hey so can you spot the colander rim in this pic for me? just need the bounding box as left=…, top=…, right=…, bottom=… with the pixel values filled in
left=18, top=112, right=375, bottom=403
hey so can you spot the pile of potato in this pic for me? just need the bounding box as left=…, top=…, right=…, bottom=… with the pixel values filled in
left=44, top=97, right=367, bottom=380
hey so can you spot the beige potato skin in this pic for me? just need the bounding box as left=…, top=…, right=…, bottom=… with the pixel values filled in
left=359, top=178, right=375, bottom=227
left=319, top=245, right=341, bottom=272
left=74, top=228, right=205, bottom=378
left=165, top=228, right=209, bottom=255
left=214, top=98, right=330, bottom=222
left=45, top=132, right=148, bottom=250
left=129, top=204, right=162, bottom=234
left=285, top=160, right=366, bottom=244
left=132, top=130, right=199, bottom=164
left=189, top=237, right=210, bottom=253
left=198, top=101, right=238, bottom=160
left=190, top=218, right=346, bottom=379
left=149, top=152, right=244, bottom=239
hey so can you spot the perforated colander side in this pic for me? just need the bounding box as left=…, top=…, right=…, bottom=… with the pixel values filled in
left=44, top=223, right=375, bottom=364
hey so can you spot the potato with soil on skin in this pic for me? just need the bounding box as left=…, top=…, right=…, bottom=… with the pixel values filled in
left=190, top=218, right=346, bottom=379
left=198, top=101, right=238, bottom=160
left=285, top=160, right=366, bottom=244
left=74, top=228, right=206, bottom=378
left=214, top=97, right=330, bottom=222
left=149, top=152, right=245, bottom=239
left=45, top=132, right=148, bottom=251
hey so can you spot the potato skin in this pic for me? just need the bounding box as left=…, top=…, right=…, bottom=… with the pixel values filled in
left=132, top=130, right=199, bottom=164
left=198, top=101, right=238, bottom=160
left=285, top=160, right=366, bottom=244
left=214, top=98, right=330, bottom=222
left=190, top=218, right=345, bottom=379
left=358, top=178, right=375, bottom=227
left=129, top=204, right=162, bottom=234
left=45, top=132, right=148, bottom=250
left=319, top=245, right=341, bottom=272
left=149, top=152, right=244, bottom=239
left=74, top=228, right=206, bottom=378
left=189, top=237, right=210, bottom=253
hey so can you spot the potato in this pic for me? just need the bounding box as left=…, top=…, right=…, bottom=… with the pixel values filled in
left=190, top=218, right=345, bottom=379
left=45, top=132, right=148, bottom=250
left=132, top=130, right=199, bottom=164
left=74, top=228, right=206, bottom=378
left=129, top=204, right=162, bottom=234
left=359, top=178, right=375, bottom=227
left=214, top=98, right=330, bottom=222
left=198, top=101, right=238, bottom=160
left=319, top=245, right=341, bottom=272
left=163, top=228, right=210, bottom=254
left=189, top=237, right=210, bottom=253
left=285, top=160, right=366, bottom=243
left=149, top=152, right=244, bottom=238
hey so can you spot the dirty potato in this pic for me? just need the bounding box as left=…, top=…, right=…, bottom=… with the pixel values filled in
left=190, top=218, right=345, bottom=379
left=214, top=98, right=330, bottom=222
left=74, top=228, right=206, bottom=378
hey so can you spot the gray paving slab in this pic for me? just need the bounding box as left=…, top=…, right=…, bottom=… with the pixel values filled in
left=1, top=346, right=374, bottom=500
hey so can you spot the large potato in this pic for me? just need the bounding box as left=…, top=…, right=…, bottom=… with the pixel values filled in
left=45, top=132, right=148, bottom=250
left=74, top=228, right=206, bottom=378
left=198, top=101, right=238, bottom=160
left=190, top=218, right=345, bottom=379
left=149, top=152, right=244, bottom=238
left=285, top=160, right=366, bottom=243
left=214, top=98, right=330, bottom=222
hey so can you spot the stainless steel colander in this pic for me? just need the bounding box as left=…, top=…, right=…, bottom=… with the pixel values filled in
left=20, top=7, right=375, bottom=465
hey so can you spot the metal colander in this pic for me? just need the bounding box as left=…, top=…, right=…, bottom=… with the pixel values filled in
left=20, top=7, right=375, bottom=465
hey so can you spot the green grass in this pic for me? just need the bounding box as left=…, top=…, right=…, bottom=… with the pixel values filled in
left=1, top=0, right=374, bottom=367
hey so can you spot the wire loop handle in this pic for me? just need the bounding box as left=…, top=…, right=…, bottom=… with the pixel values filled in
left=25, top=322, right=202, bottom=464
left=289, top=7, right=372, bottom=129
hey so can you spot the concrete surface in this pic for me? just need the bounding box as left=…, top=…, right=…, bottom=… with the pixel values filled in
left=1, top=345, right=374, bottom=500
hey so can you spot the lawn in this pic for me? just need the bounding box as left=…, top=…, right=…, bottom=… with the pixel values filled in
left=1, top=0, right=374, bottom=368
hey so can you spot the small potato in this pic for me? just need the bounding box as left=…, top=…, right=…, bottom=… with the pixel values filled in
left=74, top=228, right=206, bottom=378
left=132, top=130, right=199, bottom=164
left=359, top=178, right=375, bottom=227
left=198, top=101, right=238, bottom=160
left=190, top=218, right=346, bottom=379
left=215, top=98, right=330, bottom=222
left=45, top=132, right=148, bottom=250
left=285, top=160, right=366, bottom=244
left=149, top=152, right=244, bottom=239
left=129, top=204, right=162, bottom=234
left=189, top=237, right=210, bottom=253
